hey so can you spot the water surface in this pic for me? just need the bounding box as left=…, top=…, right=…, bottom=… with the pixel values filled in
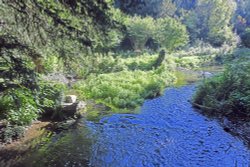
left=88, top=85, right=250, bottom=167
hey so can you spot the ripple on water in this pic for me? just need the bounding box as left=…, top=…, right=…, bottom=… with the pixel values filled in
left=89, top=85, right=250, bottom=167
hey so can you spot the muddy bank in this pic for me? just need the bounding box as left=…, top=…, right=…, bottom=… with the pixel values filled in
left=193, top=107, right=250, bottom=148
left=0, top=118, right=81, bottom=167
left=0, top=121, right=53, bottom=166
left=220, top=116, right=250, bottom=147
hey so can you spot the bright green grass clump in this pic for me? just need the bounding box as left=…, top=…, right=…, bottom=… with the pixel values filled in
left=74, top=65, right=176, bottom=111
left=120, top=54, right=158, bottom=71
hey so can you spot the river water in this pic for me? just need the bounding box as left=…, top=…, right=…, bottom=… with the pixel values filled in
left=87, top=85, right=250, bottom=167
left=6, top=85, right=250, bottom=167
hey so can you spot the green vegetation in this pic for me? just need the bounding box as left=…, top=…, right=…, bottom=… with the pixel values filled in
left=0, top=81, right=64, bottom=125
left=125, top=15, right=188, bottom=51
left=74, top=65, right=175, bottom=111
left=241, top=28, right=250, bottom=48
left=155, top=17, right=188, bottom=50
left=125, top=16, right=155, bottom=51
left=1, top=0, right=250, bottom=144
left=193, top=59, right=250, bottom=116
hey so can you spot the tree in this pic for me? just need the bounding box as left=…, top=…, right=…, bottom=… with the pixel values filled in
left=183, top=0, right=237, bottom=46
left=125, top=16, right=155, bottom=51
left=0, top=0, right=117, bottom=93
left=174, top=0, right=197, bottom=10
left=155, top=17, right=189, bottom=50
left=207, top=0, right=237, bottom=46
left=235, top=0, right=250, bottom=27
left=0, top=0, right=120, bottom=126
left=124, top=15, right=188, bottom=51
left=115, top=0, right=177, bottom=18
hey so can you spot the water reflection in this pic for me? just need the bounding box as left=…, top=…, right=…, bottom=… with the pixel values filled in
left=16, top=123, right=93, bottom=167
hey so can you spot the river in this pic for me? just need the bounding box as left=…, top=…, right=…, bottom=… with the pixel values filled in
left=9, top=85, right=250, bottom=167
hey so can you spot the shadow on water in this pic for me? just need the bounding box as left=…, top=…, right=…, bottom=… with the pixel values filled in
left=1, top=122, right=94, bottom=167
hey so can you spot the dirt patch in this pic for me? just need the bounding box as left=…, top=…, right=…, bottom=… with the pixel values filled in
left=220, top=116, right=250, bottom=147
left=0, top=121, right=54, bottom=166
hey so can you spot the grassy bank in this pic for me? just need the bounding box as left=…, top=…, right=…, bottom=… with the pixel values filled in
left=193, top=49, right=250, bottom=117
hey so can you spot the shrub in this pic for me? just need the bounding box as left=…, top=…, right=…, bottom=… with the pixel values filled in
left=241, top=28, right=250, bottom=48
left=193, top=61, right=250, bottom=116
left=36, top=80, right=65, bottom=112
left=0, top=125, right=25, bottom=143
left=0, top=88, right=40, bottom=125
left=66, top=53, right=127, bottom=78
left=174, top=55, right=217, bottom=69
left=0, top=80, right=65, bottom=125
left=121, top=53, right=158, bottom=71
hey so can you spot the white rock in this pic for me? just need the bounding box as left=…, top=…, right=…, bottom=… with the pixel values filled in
left=200, top=71, right=213, bottom=78
left=77, top=101, right=86, bottom=111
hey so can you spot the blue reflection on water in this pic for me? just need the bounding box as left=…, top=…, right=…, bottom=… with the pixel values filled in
left=88, top=85, right=250, bottom=167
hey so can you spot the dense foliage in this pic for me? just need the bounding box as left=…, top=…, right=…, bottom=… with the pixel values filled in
left=125, top=16, right=188, bottom=51
left=193, top=61, right=250, bottom=116
left=0, top=81, right=64, bottom=125
left=155, top=17, right=188, bottom=50
left=125, top=16, right=155, bottom=51
left=0, top=0, right=117, bottom=127
left=241, top=28, right=250, bottom=48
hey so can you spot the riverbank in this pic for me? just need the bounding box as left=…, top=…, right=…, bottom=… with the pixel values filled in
left=220, top=116, right=250, bottom=147
left=193, top=105, right=250, bottom=148
left=0, top=121, right=52, bottom=166
left=192, top=61, right=250, bottom=148
left=0, top=118, right=82, bottom=167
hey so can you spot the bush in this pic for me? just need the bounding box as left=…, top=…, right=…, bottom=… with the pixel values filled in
left=36, top=80, right=65, bottom=113
left=0, top=125, right=25, bottom=143
left=193, top=61, right=250, bottom=116
left=0, top=80, right=65, bottom=125
left=0, top=88, right=40, bottom=125
left=121, top=53, right=158, bottom=71
left=65, top=53, right=127, bottom=78
left=241, top=28, right=250, bottom=48
left=174, top=56, right=200, bottom=69
left=174, top=55, right=217, bottom=69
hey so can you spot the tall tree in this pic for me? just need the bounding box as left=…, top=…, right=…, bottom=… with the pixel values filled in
left=115, top=0, right=177, bottom=18
left=183, top=0, right=237, bottom=46
left=233, top=0, right=250, bottom=34
left=155, top=17, right=189, bottom=51
left=207, top=0, right=237, bottom=46
left=125, top=16, right=155, bottom=51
